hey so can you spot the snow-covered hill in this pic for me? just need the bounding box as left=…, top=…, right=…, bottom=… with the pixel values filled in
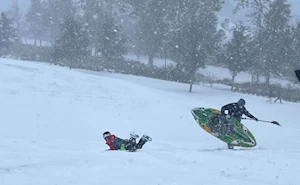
left=0, top=58, right=299, bottom=185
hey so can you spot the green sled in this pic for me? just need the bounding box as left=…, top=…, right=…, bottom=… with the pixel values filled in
left=191, top=107, right=256, bottom=148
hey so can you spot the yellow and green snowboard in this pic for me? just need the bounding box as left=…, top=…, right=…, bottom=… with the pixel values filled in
left=191, top=107, right=256, bottom=149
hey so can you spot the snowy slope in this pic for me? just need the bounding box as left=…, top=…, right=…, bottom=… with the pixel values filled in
left=0, top=58, right=299, bottom=185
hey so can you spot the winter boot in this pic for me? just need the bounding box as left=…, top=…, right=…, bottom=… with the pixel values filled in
left=136, top=135, right=152, bottom=149
left=227, top=143, right=234, bottom=149
left=129, top=132, right=139, bottom=142
left=141, top=134, right=152, bottom=142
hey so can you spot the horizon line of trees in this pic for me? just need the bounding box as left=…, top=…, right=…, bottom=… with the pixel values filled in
left=1, top=0, right=300, bottom=93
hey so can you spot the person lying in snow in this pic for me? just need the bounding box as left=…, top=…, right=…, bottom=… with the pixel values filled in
left=103, top=131, right=152, bottom=152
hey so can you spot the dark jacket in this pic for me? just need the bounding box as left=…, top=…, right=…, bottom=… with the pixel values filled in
left=221, top=103, right=256, bottom=122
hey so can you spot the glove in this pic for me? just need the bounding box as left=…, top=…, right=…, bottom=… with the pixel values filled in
left=253, top=117, right=258, bottom=121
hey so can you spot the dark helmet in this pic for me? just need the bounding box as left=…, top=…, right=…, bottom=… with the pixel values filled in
left=237, top=98, right=246, bottom=106
left=103, top=131, right=111, bottom=140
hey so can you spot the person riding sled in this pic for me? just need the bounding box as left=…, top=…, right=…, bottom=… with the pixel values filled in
left=103, top=131, right=152, bottom=152
left=191, top=99, right=280, bottom=150
left=219, top=98, right=258, bottom=149
left=221, top=98, right=258, bottom=122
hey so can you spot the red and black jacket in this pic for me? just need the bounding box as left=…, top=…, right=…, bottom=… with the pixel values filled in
left=105, top=135, right=125, bottom=150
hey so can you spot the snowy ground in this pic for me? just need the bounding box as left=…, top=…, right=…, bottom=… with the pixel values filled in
left=0, top=58, right=299, bottom=185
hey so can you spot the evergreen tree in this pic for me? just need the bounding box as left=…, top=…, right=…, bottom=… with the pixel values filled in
left=26, top=0, right=45, bottom=46
left=135, top=0, right=169, bottom=66
left=224, top=25, right=250, bottom=90
left=167, top=0, right=222, bottom=92
left=0, top=12, right=16, bottom=56
left=234, top=0, right=271, bottom=83
left=79, top=0, right=126, bottom=60
left=260, top=0, right=291, bottom=84
left=79, top=0, right=104, bottom=54
left=247, top=33, right=264, bottom=84
left=42, top=0, right=75, bottom=42
left=7, top=0, right=22, bottom=33
left=95, top=14, right=127, bottom=61
left=53, top=17, right=89, bottom=64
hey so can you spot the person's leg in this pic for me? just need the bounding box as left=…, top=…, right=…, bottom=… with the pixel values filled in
left=129, top=132, right=139, bottom=143
left=124, top=140, right=138, bottom=151
left=136, top=135, right=152, bottom=149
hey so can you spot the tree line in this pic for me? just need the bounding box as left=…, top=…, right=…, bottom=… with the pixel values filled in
left=1, top=0, right=300, bottom=96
